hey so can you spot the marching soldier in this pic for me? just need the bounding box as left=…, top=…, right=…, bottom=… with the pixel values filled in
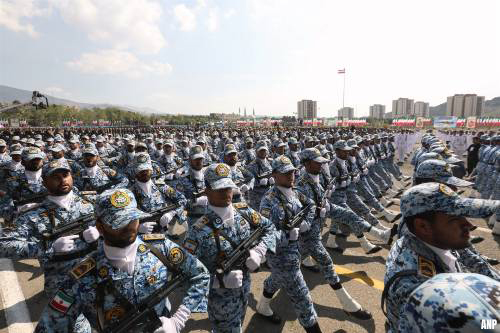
left=383, top=183, right=500, bottom=332
left=129, top=152, right=187, bottom=239
left=245, top=140, right=274, bottom=209
left=182, top=163, right=277, bottom=332
left=35, top=188, right=210, bottom=332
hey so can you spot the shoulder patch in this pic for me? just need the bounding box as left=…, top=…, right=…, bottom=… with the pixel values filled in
left=260, top=208, right=271, bottom=218
left=168, top=247, right=185, bottom=265
left=251, top=211, right=261, bottom=225
left=69, top=257, right=96, bottom=280
left=142, top=233, right=165, bottom=241
left=166, top=186, right=175, bottom=196
left=49, top=290, right=74, bottom=314
left=183, top=239, right=198, bottom=254
left=418, top=256, right=436, bottom=278
left=233, top=202, right=248, bottom=209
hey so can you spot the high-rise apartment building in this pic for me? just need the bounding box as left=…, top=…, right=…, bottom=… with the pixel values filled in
left=446, top=94, right=485, bottom=117
left=414, top=101, right=430, bottom=117
left=369, top=104, right=385, bottom=119
left=391, top=98, right=414, bottom=118
left=297, top=100, right=317, bottom=119
left=338, top=107, right=354, bottom=118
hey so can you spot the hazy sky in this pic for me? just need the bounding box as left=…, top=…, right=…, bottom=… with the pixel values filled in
left=1, top=0, right=499, bottom=117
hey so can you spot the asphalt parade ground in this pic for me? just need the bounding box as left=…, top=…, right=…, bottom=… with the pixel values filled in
left=0, top=162, right=498, bottom=333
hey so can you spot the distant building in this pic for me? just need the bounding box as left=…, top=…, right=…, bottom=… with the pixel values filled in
left=446, top=94, right=485, bottom=118
left=369, top=104, right=385, bottom=119
left=338, top=107, right=354, bottom=119
left=414, top=101, right=430, bottom=117
left=392, top=98, right=414, bottom=118
left=209, top=113, right=241, bottom=121
left=297, top=100, right=317, bottom=119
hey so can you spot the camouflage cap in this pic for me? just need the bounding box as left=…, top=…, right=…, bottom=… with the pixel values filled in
left=10, top=145, right=22, bottom=155
left=300, top=148, right=328, bottom=163
left=95, top=189, right=151, bottom=229
left=224, top=143, right=238, bottom=155
left=134, top=152, right=153, bottom=173
left=415, top=160, right=473, bottom=187
left=189, top=145, right=204, bottom=160
left=82, top=143, right=98, bottom=156
left=400, top=182, right=499, bottom=218
left=245, top=137, right=254, bottom=144
left=42, top=159, right=71, bottom=177
left=333, top=140, right=352, bottom=151
left=0, top=139, right=6, bottom=146
left=163, top=139, right=174, bottom=147
left=135, top=141, right=147, bottom=149
left=204, top=163, right=237, bottom=190
left=417, top=152, right=441, bottom=164
left=255, top=140, right=268, bottom=152
left=68, top=137, right=79, bottom=144
left=288, top=137, right=298, bottom=144
left=96, top=135, right=105, bottom=143
left=273, top=140, right=286, bottom=148
left=346, top=138, right=359, bottom=149
left=400, top=273, right=500, bottom=333
left=50, top=144, right=65, bottom=153
left=272, top=155, right=296, bottom=173
left=22, top=146, right=44, bottom=160
left=480, top=135, right=490, bottom=140
left=34, top=140, right=45, bottom=148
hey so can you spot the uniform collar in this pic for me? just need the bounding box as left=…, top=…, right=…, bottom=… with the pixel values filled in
left=103, top=238, right=139, bottom=275
left=47, top=191, right=74, bottom=210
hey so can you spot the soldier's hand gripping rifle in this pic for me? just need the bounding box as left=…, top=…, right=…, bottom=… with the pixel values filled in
left=139, top=203, right=180, bottom=233
left=283, top=203, right=314, bottom=231
left=42, top=212, right=95, bottom=243
left=108, top=274, right=186, bottom=333
left=214, top=225, right=264, bottom=283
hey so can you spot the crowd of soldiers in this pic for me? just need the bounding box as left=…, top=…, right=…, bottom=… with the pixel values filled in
left=0, top=125, right=498, bottom=333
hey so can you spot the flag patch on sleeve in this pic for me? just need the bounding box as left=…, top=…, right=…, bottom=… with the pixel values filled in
left=49, top=291, right=74, bottom=314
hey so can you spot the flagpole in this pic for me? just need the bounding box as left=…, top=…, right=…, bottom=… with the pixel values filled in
left=342, top=70, right=346, bottom=109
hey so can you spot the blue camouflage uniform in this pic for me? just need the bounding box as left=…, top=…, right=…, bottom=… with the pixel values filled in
left=383, top=183, right=500, bottom=332
left=328, top=142, right=376, bottom=237
left=129, top=153, right=187, bottom=228
left=183, top=163, right=277, bottom=332
left=398, top=273, right=500, bottom=333
left=34, top=188, right=210, bottom=333
left=259, top=156, right=318, bottom=329
left=245, top=141, right=273, bottom=209
left=296, top=149, right=341, bottom=286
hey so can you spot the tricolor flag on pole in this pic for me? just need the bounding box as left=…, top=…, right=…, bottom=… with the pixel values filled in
left=337, top=68, right=345, bottom=74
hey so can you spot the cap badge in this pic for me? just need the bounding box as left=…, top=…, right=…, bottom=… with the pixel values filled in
left=110, top=190, right=131, bottom=208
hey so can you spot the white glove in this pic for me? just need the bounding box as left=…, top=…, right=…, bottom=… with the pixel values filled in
left=326, top=190, right=333, bottom=198
left=245, top=242, right=267, bottom=272
left=259, top=178, right=268, bottom=186
left=82, top=226, right=100, bottom=243
left=53, top=235, right=79, bottom=253
left=325, top=201, right=331, bottom=212
left=346, top=178, right=351, bottom=186
left=240, top=184, right=249, bottom=193
left=340, top=180, right=347, bottom=187
left=268, top=177, right=275, bottom=185
left=154, top=305, right=191, bottom=333
left=195, top=196, right=208, bottom=206
left=363, top=169, right=369, bottom=175
left=138, top=222, right=157, bottom=234
left=319, top=207, right=327, bottom=218
left=165, top=173, right=175, bottom=180
left=160, top=212, right=175, bottom=227
left=222, top=270, right=243, bottom=289
left=299, top=221, right=311, bottom=233
left=354, top=175, right=360, bottom=183
left=289, top=227, right=299, bottom=241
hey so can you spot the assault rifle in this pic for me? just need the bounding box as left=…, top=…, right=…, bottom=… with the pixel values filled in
left=41, top=212, right=95, bottom=242
left=139, top=203, right=180, bottom=233
left=108, top=274, right=186, bottom=333
left=215, top=225, right=264, bottom=277
left=283, top=203, right=313, bottom=230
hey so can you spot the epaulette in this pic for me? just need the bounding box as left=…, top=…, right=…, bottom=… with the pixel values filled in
left=417, top=255, right=436, bottom=278
left=194, top=215, right=209, bottom=229
left=69, top=257, right=96, bottom=280
left=233, top=202, right=248, bottom=209
left=142, top=233, right=165, bottom=241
